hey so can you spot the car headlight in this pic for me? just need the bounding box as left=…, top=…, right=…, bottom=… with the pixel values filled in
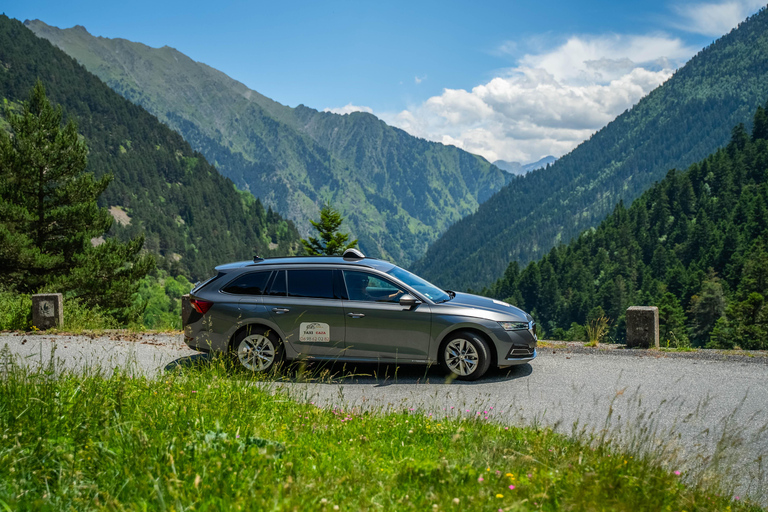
left=499, top=321, right=530, bottom=331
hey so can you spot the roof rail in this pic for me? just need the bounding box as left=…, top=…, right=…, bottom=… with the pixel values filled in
left=342, top=248, right=365, bottom=261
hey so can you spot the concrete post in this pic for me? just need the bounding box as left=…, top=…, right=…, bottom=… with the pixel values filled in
left=32, top=293, right=63, bottom=330
left=626, top=306, right=659, bottom=348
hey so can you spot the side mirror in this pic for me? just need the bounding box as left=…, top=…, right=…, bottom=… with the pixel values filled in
left=399, top=294, right=421, bottom=307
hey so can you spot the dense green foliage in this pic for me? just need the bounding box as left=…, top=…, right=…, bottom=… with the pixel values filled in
left=25, top=20, right=512, bottom=266
left=0, top=358, right=760, bottom=510
left=414, top=7, right=768, bottom=290
left=0, top=81, right=153, bottom=322
left=0, top=16, right=300, bottom=281
left=301, top=203, right=358, bottom=256
left=486, top=106, right=768, bottom=349
left=134, top=272, right=194, bottom=330
left=0, top=272, right=192, bottom=331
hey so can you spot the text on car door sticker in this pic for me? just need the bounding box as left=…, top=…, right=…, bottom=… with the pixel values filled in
left=300, top=322, right=330, bottom=342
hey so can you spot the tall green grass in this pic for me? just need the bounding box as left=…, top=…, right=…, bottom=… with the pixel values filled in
left=0, top=348, right=762, bottom=511
left=584, top=316, right=610, bottom=347
left=0, top=292, right=31, bottom=331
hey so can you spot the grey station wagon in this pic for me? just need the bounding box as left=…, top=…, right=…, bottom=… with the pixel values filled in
left=182, top=249, right=537, bottom=380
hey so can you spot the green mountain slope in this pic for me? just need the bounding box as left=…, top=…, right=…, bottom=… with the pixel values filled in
left=0, top=16, right=301, bottom=280
left=25, top=20, right=511, bottom=266
left=411, top=7, right=768, bottom=290
left=487, top=105, right=768, bottom=349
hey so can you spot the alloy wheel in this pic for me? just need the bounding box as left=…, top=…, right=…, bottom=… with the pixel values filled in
left=237, top=334, right=276, bottom=371
left=444, top=338, right=478, bottom=376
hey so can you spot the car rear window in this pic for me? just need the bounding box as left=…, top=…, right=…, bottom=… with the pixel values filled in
left=221, top=271, right=272, bottom=295
left=288, top=269, right=335, bottom=299
left=192, top=272, right=226, bottom=294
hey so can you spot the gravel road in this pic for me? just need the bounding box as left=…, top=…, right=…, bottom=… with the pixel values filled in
left=2, top=333, right=767, bottom=502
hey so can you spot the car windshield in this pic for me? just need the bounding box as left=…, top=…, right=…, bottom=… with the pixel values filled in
left=386, top=266, right=451, bottom=303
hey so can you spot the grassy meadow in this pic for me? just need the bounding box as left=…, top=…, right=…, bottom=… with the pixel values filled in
left=0, top=349, right=763, bottom=511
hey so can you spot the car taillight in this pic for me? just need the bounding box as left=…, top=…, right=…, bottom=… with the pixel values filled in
left=190, top=298, right=213, bottom=314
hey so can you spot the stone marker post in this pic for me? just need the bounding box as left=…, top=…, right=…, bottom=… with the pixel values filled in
left=626, top=306, right=659, bottom=348
left=32, top=293, right=63, bottom=330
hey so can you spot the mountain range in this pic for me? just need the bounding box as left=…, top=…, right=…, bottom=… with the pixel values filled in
left=25, top=20, right=511, bottom=266
left=14, top=8, right=768, bottom=299
left=493, top=156, right=557, bottom=175
left=411, top=7, right=768, bottom=290
left=487, top=104, right=768, bottom=350
left=0, top=15, right=301, bottom=280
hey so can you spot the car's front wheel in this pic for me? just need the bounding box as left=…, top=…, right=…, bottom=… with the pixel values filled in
left=232, top=325, right=285, bottom=373
left=440, top=331, right=492, bottom=381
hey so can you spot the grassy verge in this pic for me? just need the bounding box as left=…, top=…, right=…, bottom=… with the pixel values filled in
left=0, top=352, right=762, bottom=511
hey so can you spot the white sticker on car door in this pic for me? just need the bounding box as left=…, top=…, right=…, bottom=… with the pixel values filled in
left=299, top=322, right=331, bottom=342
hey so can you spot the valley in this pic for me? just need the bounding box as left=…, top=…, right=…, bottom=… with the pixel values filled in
left=26, top=19, right=511, bottom=266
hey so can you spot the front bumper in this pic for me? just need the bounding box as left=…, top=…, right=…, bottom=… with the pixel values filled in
left=495, top=322, right=537, bottom=367
left=498, top=348, right=537, bottom=367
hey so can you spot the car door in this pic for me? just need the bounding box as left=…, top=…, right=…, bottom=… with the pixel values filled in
left=341, top=270, right=432, bottom=362
left=262, top=268, right=346, bottom=358
left=216, top=270, right=273, bottom=351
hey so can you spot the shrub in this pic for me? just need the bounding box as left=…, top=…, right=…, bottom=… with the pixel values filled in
left=60, top=298, right=119, bottom=332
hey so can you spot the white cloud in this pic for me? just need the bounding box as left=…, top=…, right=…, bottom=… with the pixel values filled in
left=518, top=34, right=692, bottom=83
left=380, top=34, right=695, bottom=163
left=324, top=103, right=373, bottom=115
left=672, top=0, right=765, bottom=36
left=496, top=40, right=518, bottom=56
left=415, top=74, right=427, bottom=84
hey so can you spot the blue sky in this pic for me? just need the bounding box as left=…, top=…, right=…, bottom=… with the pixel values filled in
left=3, top=0, right=766, bottom=162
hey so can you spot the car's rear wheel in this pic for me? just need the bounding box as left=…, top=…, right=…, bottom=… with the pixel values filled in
left=440, top=331, right=491, bottom=381
left=232, top=325, right=284, bottom=373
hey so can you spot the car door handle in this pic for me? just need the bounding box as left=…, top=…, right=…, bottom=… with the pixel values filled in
left=347, top=312, right=365, bottom=318
left=271, top=308, right=290, bottom=314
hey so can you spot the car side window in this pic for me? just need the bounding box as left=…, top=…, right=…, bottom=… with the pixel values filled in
left=287, top=269, right=336, bottom=299
left=333, top=269, right=349, bottom=300
left=267, top=270, right=287, bottom=296
left=221, top=271, right=272, bottom=295
left=343, top=271, right=404, bottom=303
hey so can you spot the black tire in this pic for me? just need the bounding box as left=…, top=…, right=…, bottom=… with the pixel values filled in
left=439, top=330, right=492, bottom=381
left=231, top=325, right=285, bottom=373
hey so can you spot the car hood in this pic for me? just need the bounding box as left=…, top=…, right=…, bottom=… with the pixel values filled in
left=442, top=292, right=531, bottom=320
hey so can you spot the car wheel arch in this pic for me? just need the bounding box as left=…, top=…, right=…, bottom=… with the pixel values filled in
left=436, top=327, right=497, bottom=369
left=230, top=323, right=287, bottom=373
left=229, top=321, right=284, bottom=351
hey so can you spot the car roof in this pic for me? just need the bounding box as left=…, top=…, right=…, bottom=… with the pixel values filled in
left=214, top=256, right=396, bottom=273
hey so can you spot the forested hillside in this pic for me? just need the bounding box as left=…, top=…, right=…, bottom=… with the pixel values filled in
left=487, top=105, right=768, bottom=349
left=413, top=7, right=768, bottom=290
left=0, top=15, right=300, bottom=280
left=26, top=20, right=511, bottom=266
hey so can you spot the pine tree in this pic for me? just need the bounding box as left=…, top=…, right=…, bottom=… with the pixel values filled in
left=711, top=293, right=768, bottom=350
left=0, top=81, right=154, bottom=321
left=738, top=239, right=768, bottom=297
left=657, top=292, right=689, bottom=347
left=301, top=203, right=358, bottom=256
left=687, top=271, right=726, bottom=345
left=727, top=123, right=749, bottom=156
left=752, top=105, right=768, bottom=141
